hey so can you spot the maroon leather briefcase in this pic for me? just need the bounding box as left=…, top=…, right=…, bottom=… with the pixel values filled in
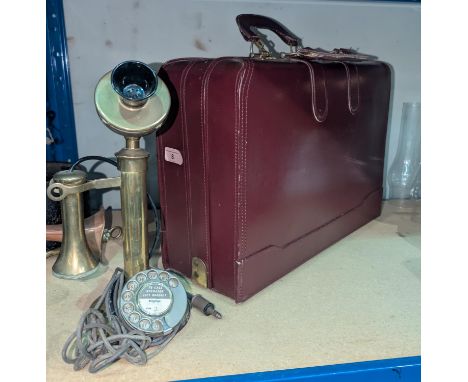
left=156, top=14, right=391, bottom=302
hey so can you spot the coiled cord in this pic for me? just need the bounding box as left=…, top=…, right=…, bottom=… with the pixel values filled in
left=62, top=268, right=190, bottom=373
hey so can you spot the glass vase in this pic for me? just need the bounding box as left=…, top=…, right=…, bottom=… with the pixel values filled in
left=388, top=102, right=421, bottom=206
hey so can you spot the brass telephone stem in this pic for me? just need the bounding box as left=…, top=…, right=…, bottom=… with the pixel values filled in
left=116, top=137, right=150, bottom=279
left=125, top=137, right=140, bottom=149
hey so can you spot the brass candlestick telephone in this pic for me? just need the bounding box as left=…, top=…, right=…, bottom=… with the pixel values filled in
left=51, top=62, right=221, bottom=373
left=47, top=61, right=170, bottom=280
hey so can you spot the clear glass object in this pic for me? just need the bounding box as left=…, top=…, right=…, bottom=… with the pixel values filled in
left=410, top=166, right=421, bottom=200
left=388, top=102, right=421, bottom=202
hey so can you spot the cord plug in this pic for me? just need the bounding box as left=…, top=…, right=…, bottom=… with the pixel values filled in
left=189, top=294, right=222, bottom=319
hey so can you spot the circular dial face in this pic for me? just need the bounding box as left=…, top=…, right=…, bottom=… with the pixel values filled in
left=137, top=282, right=173, bottom=316
left=118, top=268, right=188, bottom=336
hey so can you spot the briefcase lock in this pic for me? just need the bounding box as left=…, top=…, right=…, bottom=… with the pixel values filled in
left=191, top=257, right=208, bottom=288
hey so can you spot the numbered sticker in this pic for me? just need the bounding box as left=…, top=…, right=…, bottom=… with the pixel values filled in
left=164, top=147, right=183, bottom=165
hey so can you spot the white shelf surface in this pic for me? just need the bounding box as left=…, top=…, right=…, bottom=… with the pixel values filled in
left=46, top=201, right=420, bottom=381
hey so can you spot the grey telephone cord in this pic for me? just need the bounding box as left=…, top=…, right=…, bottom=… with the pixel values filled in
left=62, top=268, right=191, bottom=373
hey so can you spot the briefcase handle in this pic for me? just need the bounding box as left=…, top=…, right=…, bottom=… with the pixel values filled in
left=236, top=14, right=376, bottom=61
left=236, top=14, right=300, bottom=47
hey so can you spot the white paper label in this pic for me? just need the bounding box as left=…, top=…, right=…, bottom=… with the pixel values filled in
left=164, top=147, right=183, bottom=165
left=137, top=282, right=173, bottom=316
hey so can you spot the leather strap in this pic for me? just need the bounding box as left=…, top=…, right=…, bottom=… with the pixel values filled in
left=288, top=47, right=376, bottom=61
left=236, top=14, right=299, bottom=46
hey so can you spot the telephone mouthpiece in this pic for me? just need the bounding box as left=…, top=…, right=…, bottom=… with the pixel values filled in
left=111, top=61, right=157, bottom=108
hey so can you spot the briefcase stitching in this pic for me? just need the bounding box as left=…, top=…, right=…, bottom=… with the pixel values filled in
left=159, top=60, right=194, bottom=270
left=235, top=60, right=251, bottom=299
left=180, top=62, right=197, bottom=268
left=201, top=58, right=236, bottom=287
left=343, top=62, right=360, bottom=114
left=236, top=60, right=255, bottom=300
left=290, top=58, right=329, bottom=123
left=157, top=119, right=169, bottom=267
left=233, top=60, right=246, bottom=298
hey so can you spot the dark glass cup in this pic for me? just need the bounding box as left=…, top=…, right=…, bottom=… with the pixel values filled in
left=111, top=61, right=157, bottom=108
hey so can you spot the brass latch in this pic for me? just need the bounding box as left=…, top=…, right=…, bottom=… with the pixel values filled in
left=249, top=40, right=271, bottom=59
left=191, top=257, right=208, bottom=288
